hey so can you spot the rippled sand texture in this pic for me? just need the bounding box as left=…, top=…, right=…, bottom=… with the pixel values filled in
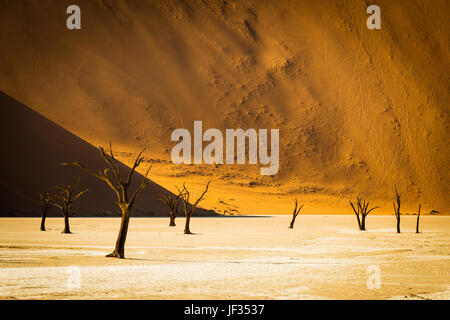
left=1, top=1, right=449, bottom=215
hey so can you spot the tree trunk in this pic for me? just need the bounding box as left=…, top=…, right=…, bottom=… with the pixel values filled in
left=169, top=213, right=176, bottom=227
left=354, top=213, right=362, bottom=230
left=416, top=213, right=420, bottom=234
left=107, top=206, right=130, bottom=258
left=289, top=216, right=296, bottom=229
left=361, top=215, right=366, bottom=231
left=40, top=208, right=47, bottom=231
left=396, top=216, right=401, bottom=234
left=184, top=214, right=192, bottom=234
left=62, top=209, right=71, bottom=234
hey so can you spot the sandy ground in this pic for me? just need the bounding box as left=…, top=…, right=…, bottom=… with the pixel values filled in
left=0, top=216, right=448, bottom=300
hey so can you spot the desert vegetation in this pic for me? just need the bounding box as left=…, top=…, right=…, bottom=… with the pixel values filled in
left=288, top=198, right=303, bottom=229
left=177, top=181, right=211, bottom=234
left=63, top=143, right=151, bottom=258
left=349, top=197, right=379, bottom=231
left=39, top=192, right=52, bottom=231
left=48, top=180, right=88, bottom=234
left=30, top=145, right=432, bottom=264
left=393, top=186, right=401, bottom=234
left=416, top=204, right=422, bottom=234
left=159, top=191, right=183, bottom=227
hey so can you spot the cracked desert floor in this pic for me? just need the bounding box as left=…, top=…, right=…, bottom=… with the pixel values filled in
left=0, top=215, right=448, bottom=300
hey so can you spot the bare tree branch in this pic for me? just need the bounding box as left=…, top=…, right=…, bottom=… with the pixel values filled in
left=192, top=180, right=211, bottom=208
left=393, top=185, right=401, bottom=233
left=178, top=181, right=211, bottom=234
left=289, top=198, right=304, bottom=229
left=129, top=164, right=152, bottom=207
left=125, top=148, right=146, bottom=187
left=350, top=196, right=379, bottom=231
left=416, top=203, right=421, bottom=234
left=48, top=182, right=88, bottom=233
left=62, top=144, right=152, bottom=258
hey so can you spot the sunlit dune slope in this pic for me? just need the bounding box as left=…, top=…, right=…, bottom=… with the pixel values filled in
left=0, top=92, right=214, bottom=216
left=0, top=0, right=448, bottom=214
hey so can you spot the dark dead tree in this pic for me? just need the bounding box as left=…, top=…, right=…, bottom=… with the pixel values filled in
left=289, top=198, right=304, bottom=229
left=393, top=186, right=401, bottom=233
left=159, top=191, right=183, bottom=227
left=39, top=192, right=52, bottom=231
left=349, top=197, right=379, bottom=231
left=62, top=143, right=151, bottom=258
left=49, top=180, right=88, bottom=234
left=350, top=199, right=362, bottom=230
left=416, top=204, right=421, bottom=234
left=177, top=180, right=211, bottom=234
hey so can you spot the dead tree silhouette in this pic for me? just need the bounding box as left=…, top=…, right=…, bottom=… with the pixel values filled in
left=39, top=192, right=52, bottom=231
left=288, top=198, right=303, bottom=229
left=393, top=186, right=401, bottom=234
left=177, top=181, right=211, bottom=234
left=49, top=180, right=88, bottom=234
left=62, top=143, right=151, bottom=258
left=349, top=197, right=379, bottom=231
left=416, top=204, right=421, bottom=234
left=159, top=191, right=183, bottom=227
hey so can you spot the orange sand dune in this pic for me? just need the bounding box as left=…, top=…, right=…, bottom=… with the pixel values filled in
left=0, top=91, right=213, bottom=217
left=0, top=0, right=448, bottom=214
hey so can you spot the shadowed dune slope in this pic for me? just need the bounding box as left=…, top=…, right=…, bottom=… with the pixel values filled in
left=0, top=0, right=448, bottom=213
left=0, top=92, right=213, bottom=216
